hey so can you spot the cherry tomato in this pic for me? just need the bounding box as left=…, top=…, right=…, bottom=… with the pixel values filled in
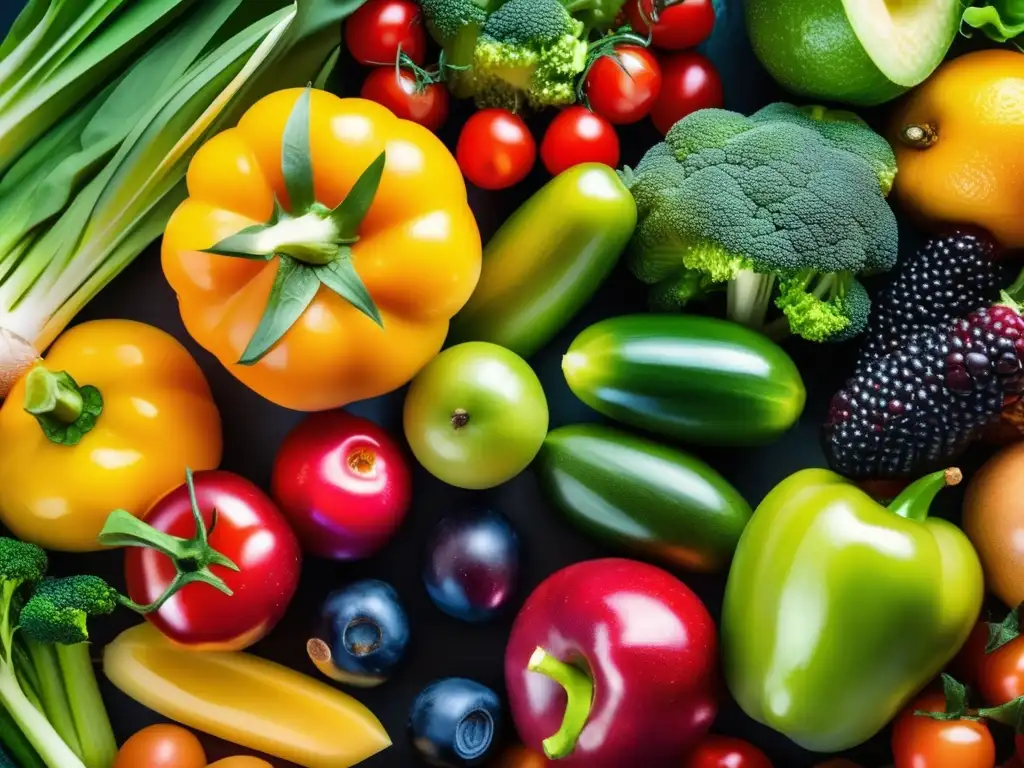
left=979, top=634, right=1024, bottom=707
left=683, top=736, right=772, bottom=768
left=650, top=51, right=723, bottom=135
left=456, top=109, right=536, bottom=190
left=624, top=0, right=716, bottom=51
left=272, top=410, right=412, bottom=561
left=584, top=45, right=662, bottom=124
left=344, top=0, right=426, bottom=65
left=540, top=106, right=620, bottom=176
left=125, top=470, right=302, bottom=651
left=114, top=724, right=206, bottom=768
left=891, top=691, right=996, bottom=768
left=360, top=67, right=449, bottom=132
left=949, top=620, right=989, bottom=690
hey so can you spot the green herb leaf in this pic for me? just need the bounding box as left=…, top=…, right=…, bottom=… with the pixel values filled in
left=987, top=604, right=1022, bottom=653
left=201, top=222, right=277, bottom=259
left=281, top=85, right=315, bottom=215
left=327, top=152, right=386, bottom=241
left=963, top=2, right=1024, bottom=43
left=315, top=257, right=383, bottom=327
left=239, top=255, right=321, bottom=364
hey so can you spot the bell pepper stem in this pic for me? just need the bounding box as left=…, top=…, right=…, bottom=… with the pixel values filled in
left=527, top=647, right=594, bottom=759
left=887, top=468, right=962, bottom=522
left=23, top=367, right=82, bottom=423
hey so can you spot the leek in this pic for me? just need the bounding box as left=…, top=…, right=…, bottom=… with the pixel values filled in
left=0, top=0, right=365, bottom=393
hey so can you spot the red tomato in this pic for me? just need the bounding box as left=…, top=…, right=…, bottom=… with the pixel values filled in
left=271, top=411, right=411, bottom=561
left=891, top=691, right=996, bottom=768
left=114, top=724, right=206, bottom=768
left=950, top=620, right=990, bottom=690
left=584, top=45, right=662, bottom=124
left=683, top=736, right=772, bottom=768
left=125, top=470, right=302, bottom=651
left=360, top=67, right=449, bottom=132
left=344, top=0, right=425, bottom=65
left=650, top=52, right=723, bottom=135
left=624, top=0, right=715, bottom=51
left=540, top=106, right=620, bottom=176
left=456, top=109, right=536, bottom=190
left=978, top=634, right=1024, bottom=707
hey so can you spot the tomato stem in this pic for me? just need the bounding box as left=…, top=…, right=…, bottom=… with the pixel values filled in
left=97, top=468, right=240, bottom=614
left=527, top=647, right=594, bottom=759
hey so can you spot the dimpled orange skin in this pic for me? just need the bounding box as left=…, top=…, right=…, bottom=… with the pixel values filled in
left=0, top=320, right=222, bottom=552
left=161, top=88, right=482, bottom=411
left=890, top=49, right=1024, bottom=249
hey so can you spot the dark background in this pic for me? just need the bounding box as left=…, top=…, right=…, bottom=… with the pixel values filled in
left=1, top=1, right=1013, bottom=766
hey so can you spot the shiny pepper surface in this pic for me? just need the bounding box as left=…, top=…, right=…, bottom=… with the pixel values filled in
left=0, top=320, right=221, bottom=551
left=722, top=468, right=983, bottom=752
left=162, top=88, right=481, bottom=411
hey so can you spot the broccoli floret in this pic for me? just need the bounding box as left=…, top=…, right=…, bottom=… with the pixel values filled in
left=775, top=270, right=872, bottom=343
left=751, top=103, right=898, bottom=198
left=419, top=0, right=496, bottom=97
left=19, top=577, right=121, bottom=646
left=648, top=267, right=721, bottom=312
left=470, top=0, right=587, bottom=110
left=0, top=539, right=46, bottom=590
left=623, top=103, right=899, bottom=343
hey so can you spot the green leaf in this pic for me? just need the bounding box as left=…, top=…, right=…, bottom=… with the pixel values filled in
left=281, top=85, right=315, bottom=214
left=963, top=2, right=1024, bottom=42
left=239, top=256, right=321, bottom=364
left=315, top=257, right=383, bottom=326
left=941, top=673, right=970, bottom=717
left=201, top=222, right=277, bottom=259
left=327, top=151, right=386, bottom=240
left=986, top=604, right=1021, bottom=653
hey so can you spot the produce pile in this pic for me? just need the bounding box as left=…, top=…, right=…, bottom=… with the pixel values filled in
left=0, top=0, right=1023, bottom=767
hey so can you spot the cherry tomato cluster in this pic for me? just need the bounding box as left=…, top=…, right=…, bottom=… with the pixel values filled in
left=344, top=0, right=722, bottom=191
left=346, top=0, right=450, bottom=132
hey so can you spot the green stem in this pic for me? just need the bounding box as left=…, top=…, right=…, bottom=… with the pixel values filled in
left=888, top=468, right=962, bottom=522
left=0, top=664, right=86, bottom=768
left=56, top=643, right=116, bottom=768
left=727, top=270, right=776, bottom=330
left=0, top=702, right=45, bottom=768
left=21, top=639, right=80, bottom=761
left=22, top=368, right=82, bottom=423
left=527, top=647, right=594, bottom=760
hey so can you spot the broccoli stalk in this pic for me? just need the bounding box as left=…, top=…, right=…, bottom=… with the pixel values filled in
left=727, top=270, right=776, bottom=330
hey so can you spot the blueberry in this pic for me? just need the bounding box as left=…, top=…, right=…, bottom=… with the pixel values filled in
left=408, top=678, right=502, bottom=767
left=423, top=509, right=519, bottom=622
left=306, top=579, right=409, bottom=687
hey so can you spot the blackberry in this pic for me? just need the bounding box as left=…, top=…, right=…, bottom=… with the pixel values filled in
left=858, top=231, right=1009, bottom=367
left=824, top=303, right=1024, bottom=480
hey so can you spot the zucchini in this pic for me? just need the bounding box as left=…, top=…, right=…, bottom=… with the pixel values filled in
left=448, top=163, right=636, bottom=358
left=537, top=423, right=752, bottom=573
left=562, top=314, right=806, bottom=446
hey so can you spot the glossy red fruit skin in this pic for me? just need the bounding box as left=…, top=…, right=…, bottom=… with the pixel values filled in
left=584, top=45, right=662, bottom=125
left=624, top=0, right=715, bottom=51
left=344, top=0, right=426, bottom=65
left=540, top=107, right=620, bottom=176
left=650, top=52, right=723, bottom=136
left=271, top=411, right=411, bottom=561
left=683, top=736, right=773, bottom=768
left=505, top=558, right=717, bottom=767
left=360, top=68, right=449, bottom=133
left=125, top=471, right=301, bottom=651
left=456, top=109, right=536, bottom=190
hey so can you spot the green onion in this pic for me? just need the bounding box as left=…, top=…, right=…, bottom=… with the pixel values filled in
left=0, top=0, right=362, bottom=394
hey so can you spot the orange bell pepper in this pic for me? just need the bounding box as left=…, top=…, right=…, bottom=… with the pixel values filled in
left=0, top=320, right=221, bottom=551
left=161, top=87, right=481, bottom=411
left=103, top=623, right=391, bottom=768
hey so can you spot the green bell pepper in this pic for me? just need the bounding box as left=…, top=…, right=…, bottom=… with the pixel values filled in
left=447, top=163, right=636, bottom=358
left=537, top=423, right=752, bottom=573
left=722, top=467, right=983, bottom=753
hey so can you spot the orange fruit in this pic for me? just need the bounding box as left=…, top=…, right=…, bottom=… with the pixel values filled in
left=889, top=49, right=1024, bottom=248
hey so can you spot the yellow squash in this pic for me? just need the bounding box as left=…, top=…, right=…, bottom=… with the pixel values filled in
left=104, top=623, right=391, bottom=767
left=0, top=320, right=221, bottom=551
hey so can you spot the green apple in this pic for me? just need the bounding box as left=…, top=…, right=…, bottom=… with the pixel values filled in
left=403, top=342, right=549, bottom=490
left=745, top=0, right=963, bottom=106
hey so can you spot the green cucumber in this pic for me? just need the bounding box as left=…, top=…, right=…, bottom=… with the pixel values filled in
left=563, top=314, right=806, bottom=446
left=538, top=423, right=752, bottom=573
left=447, top=163, right=636, bottom=358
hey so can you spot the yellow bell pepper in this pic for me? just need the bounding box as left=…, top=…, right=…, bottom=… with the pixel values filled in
left=161, top=87, right=481, bottom=411
left=103, top=623, right=391, bottom=768
left=0, top=319, right=222, bottom=552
